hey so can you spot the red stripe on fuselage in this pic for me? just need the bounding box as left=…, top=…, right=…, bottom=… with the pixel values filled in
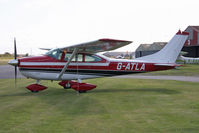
left=19, top=61, right=174, bottom=72
left=18, top=55, right=175, bottom=72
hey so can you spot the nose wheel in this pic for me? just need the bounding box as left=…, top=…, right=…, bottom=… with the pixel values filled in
left=31, top=90, right=39, bottom=93
left=26, top=80, right=48, bottom=93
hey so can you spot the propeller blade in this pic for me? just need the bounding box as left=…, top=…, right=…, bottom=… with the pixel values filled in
left=14, top=37, right=17, bottom=60
left=15, top=66, right=17, bottom=86
left=14, top=37, right=17, bottom=87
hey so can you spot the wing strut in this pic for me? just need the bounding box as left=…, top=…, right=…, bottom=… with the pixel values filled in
left=57, top=48, right=78, bottom=79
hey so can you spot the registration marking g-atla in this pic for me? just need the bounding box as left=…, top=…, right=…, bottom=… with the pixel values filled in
left=8, top=31, right=189, bottom=93
left=117, top=62, right=145, bottom=71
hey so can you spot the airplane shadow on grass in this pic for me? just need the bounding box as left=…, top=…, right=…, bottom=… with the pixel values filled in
left=0, top=92, right=34, bottom=97
left=91, top=88, right=180, bottom=94
left=0, top=87, right=180, bottom=97
left=0, top=89, right=74, bottom=97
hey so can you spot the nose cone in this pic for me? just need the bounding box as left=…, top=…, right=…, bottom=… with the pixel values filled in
left=8, top=59, right=18, bottom=66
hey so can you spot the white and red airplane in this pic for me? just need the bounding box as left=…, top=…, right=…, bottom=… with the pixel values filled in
left=8, top=30, right=189, bottom=93
left=179, top=55, right=199, bottom=64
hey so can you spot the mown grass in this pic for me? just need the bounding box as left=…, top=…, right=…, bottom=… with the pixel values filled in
left=0, top=57, right=12, bottom=65
left=0, top=78, right=199, bottom=133
left=139, top=64, right=199, bottom=76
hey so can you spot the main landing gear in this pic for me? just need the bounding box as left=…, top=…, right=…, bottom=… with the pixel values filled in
left=58, top=80, right=97, bottom=93
left=58, top=80, right=71, bottom=89
left=26, top=80, right=97, bottom=93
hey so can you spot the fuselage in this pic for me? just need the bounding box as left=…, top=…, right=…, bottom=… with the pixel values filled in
left=17, top=49, right=175, bottom=80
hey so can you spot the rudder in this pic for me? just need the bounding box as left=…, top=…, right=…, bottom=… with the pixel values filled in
left=135, top=30, right=189, bottom=63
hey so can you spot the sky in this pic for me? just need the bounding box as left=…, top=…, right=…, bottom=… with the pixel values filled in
left=0, top=0, right=198, bottom=55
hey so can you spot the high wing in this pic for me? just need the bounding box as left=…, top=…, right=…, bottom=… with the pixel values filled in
left=57, top=38, right=132, bottom=79
left=59, top=38, right=132, bottom=53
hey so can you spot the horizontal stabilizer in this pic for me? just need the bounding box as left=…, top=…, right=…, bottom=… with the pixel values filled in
left=154, top=63, right=176, bottom=66
left=154, top=63, right=182, bottom=67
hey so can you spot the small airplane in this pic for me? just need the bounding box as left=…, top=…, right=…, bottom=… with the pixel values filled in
left=8, top=30, right=189, bottom=93
left=179, top=55, right=199, bottom=64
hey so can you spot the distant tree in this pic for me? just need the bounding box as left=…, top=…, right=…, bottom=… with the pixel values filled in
left=25, top=53, right=29, bottom=57
left=3, top=52, right=12, bottom=57
left=4, top=52, right=11, bottom=55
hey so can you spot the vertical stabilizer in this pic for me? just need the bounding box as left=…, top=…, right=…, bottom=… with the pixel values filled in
left=135, top=30, right=189, bottom=63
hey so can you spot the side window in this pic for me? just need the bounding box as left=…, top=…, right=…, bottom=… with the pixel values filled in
left=64, top=53, right=71, bottom=61
left=75, top=54, right=83, bottom=62
left=64, top=53, right=83, bottom=62
left=85, top=55, right=102, bottom=62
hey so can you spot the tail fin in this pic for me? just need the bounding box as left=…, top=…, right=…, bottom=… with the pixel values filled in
left=135, top=30, right=189, bottom=63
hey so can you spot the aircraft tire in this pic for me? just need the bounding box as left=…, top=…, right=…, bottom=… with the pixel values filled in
left=31, top=90, right=39, bottom=93
left=78, top=90, right=87, bottom=93
left=64, top=86, right=71, bottom=89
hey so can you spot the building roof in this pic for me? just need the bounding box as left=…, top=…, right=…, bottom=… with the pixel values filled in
left=187, top=26, right=199, bottom=32
left=136, top=42, right=167, bottom=51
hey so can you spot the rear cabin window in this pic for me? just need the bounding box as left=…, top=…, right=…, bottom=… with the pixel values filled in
left=85, top=55, right=102, bottom=62
left=64, top=53, right=83, bottom=62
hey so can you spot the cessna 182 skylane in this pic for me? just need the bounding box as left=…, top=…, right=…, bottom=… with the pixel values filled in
left=8, top=30, right=189, bottom=93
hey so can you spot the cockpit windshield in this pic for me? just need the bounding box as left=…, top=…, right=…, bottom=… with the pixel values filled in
left=45, top=48, right=62, bottom=60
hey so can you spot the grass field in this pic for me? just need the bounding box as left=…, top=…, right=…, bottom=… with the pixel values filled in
left=0, top=78, right=199, bottom=133
left=0, top=57, right=12, bottom=65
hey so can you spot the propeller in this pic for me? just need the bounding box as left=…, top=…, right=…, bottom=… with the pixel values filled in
left=8, top=38, right=19, bottom=87
left=14, top=38, right=17, bottom=86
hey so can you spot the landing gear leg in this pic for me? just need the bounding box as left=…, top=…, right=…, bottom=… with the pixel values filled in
left=77, top=78, right=87, bottom=93
left=36, top=80, right=40, bottom=84
left=78, top=78, right=82, bottom=83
